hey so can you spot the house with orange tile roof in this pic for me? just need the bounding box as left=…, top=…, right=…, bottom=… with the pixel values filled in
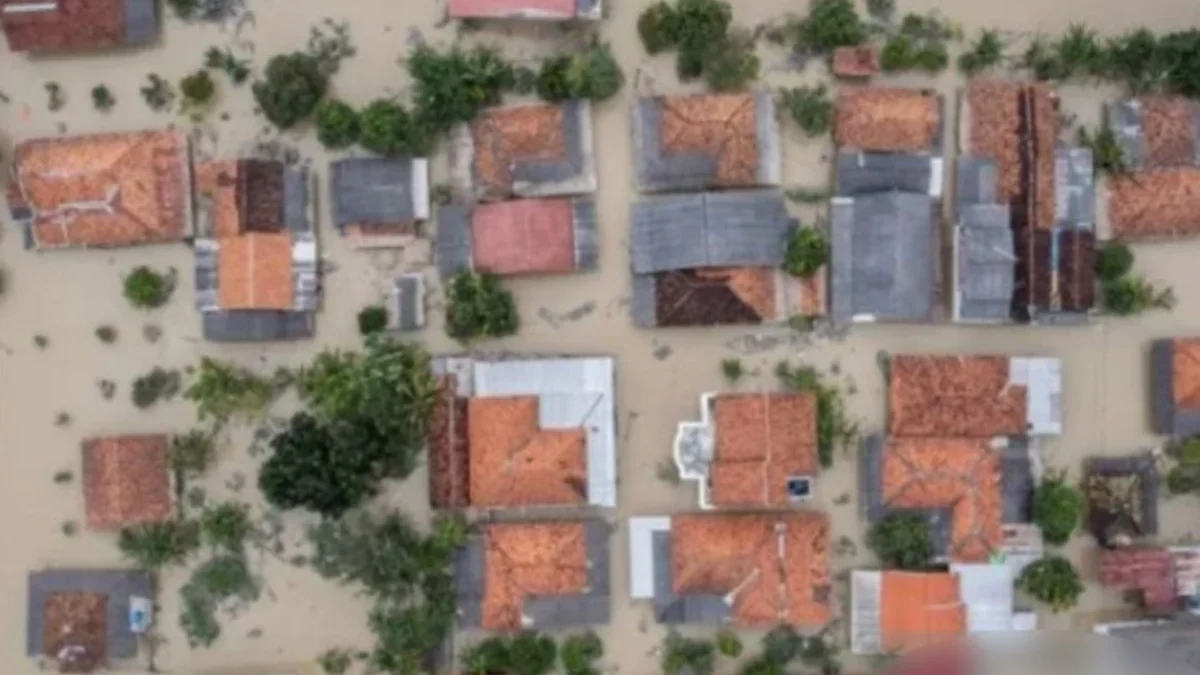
left=634, top=91, right=781, bottom=192
left=1, top=0, right=158, bottom=53
left=630, top=190, right=825, bottom=328
left=436, top=197, right=597, bottom=278
left=193, top=159, right=319, bottom=342
left=330, top=156, right=430, bottom=248
left=454, top=520, right=610, bottom=630
left=835, top=88, right=942, bottom=154
left=1152, top=338, right=1200, bottom=436
left=673, top=391, right=818, bottom=509
left=81, top=435, right=173, bottom=530
left=448, top=0, right=602, bottom=20
left=8, top=130, right=191, bottom=251
left=428, top=355, right=615, bottom=510
left=831, top=46, right=880, bottom=79
left=628, top=512, right=831, bottom=627
left=451, top=100, right=596, bottom=201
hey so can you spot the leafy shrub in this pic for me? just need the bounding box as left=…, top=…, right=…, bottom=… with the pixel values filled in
left=445, top=271, right=519, bottom=342
left=721, top=358, right=745, bottom=383
left=1175, top=437, right=1200, bottom=464
left=170, top=430, right=215, bottom=477
left=562, top=632, right=603, bottom=675
left=357, top=305, right=389, bottom=335
left=762, top=625, right=801, bottom=664
left=789, top=0, right=867, bottom=53
left=253, top=53, right=327, bottom=129
left=95, top=325, right=118, bottom=344
left=200, top=502, right=252, bottom=552
left=867, top=511, right=933, bottom=569
left=123, top=266, right=173, bottom=309
left=958, top=29, right=1006, bottom=75
left=536, top=43, right=625, bottom=102
left=866, top=0, right=894, bottom=20
left=776, top=362, right=857, bottom=467
left=92, top=85, right=115, bottom=111
left=132, top=367, right=182, bottom=409
left=1077, top=123, right=1127, bottom=175
left=716, top=630, right=743, bottom=658
left=407, top=45, right=514, bottom=132
left=315, top=99, right=360, bottom=149
left=784, top=227, right=829, bottom=278
left=1095, top=242, right=1134, bottom=282
left=185, top=357, right=289, bottom=423
left=1018, top=556, right=1083, bottom=611
left=1033, top=471, right=1083, bottom=546
left=780, top=85, right=833, bottom=136
left=359, top=99, right=434, bottom=156
left=166, top=0, right=199, bottom=18
left=463, top=636, right=512, bottom=674
left=205, top=46, right=251, bottom=84
left=181, top=70, right=216, bottom=107
left=259, top=412, right=375, bottom=517
left=674, top=0, right=733, bottom=57
left=881, top=34, right=949, bottom=72
left=1101, top=28, right=1164, bottom=92
left=1168, top=465, right=1200, bottom=494
left=180, top=554, right=259, bottom=647
left=118, top=520, right=201, bottom=569
left=662, top=634, right=716, bottom=675
left=141, top=74, right=175, bottom=111
left=703, top=28, right=761, bottom=91
left=638, top=1, right=681, bottom=53
left=509, top=633, right=557, bottom=675
left=1103, top=276, right=1176, bottom=315
left=317, top=648, right=355, bottom=675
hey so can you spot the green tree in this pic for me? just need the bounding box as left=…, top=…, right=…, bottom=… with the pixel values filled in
left=1018, top=556, right=1083, bottom=612
left=562, top=632, right=604, bottom=675
left=463, top=637, right=512, bottom=674
left=703, top=28, right=761, bottom=92
left=662, top=633, right=716, bottom=675
left=509, top=633, right=557, bottom=675
left=359, top=99, right=434, bottom=156
left=408, top=45, right=514, bottom=132
left=180, top=554, right=259, bottom=647
left=716, top=630, right=743, bottom=658
left=170, top=429, right=214, bottom=478
left=790, top=0, right=867, bottom=53
left=638, top=1, right=681, bottom=54
left=91, top=85, right=115, bottom=111
left=118, top=520, right=201, bottom=569
left=445, top=271, right=520, bottom=342
left=1077, top=124, right=1127, bottom=175
left=1094, top=242, right=1134, bottom=283
left=784, top=227, right=829, bottom=278
left=867, top=512, right=933, bottom=569
left=259, top=412, right=376, bottom=517
left=1168, top=465, right=1200, bottom=494
left=1033, top=471, right=1083, bottom=546
left=537, top=43, right=626, bottom=103
left=141, top=75, right=175, bottom=111
left=180, top=70, right=216, bottom=107
left=762, top=625, right=801, bottom=664
left=357, top=305, right=389, bottom=335
left=131, top=367, right=182, bottom=409
left=200, top=501, right=252, bottom=552
left=253, top=52, right=327, bottom=129
left=780, top=85, right=833, bottom=136
left=721, top=358, right=745, bottom=384
left=315, top=99, right=360, bottom=149
left=1103, top=276, right=1176, bottom=315
left=123, top=266, right=173, bottom=309
left=958, top=29, right=1005, bottom=75
left=185, top=357, right=289, bottom=423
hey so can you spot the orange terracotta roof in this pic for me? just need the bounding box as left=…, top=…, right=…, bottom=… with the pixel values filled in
left=467, top=396, right=587, bottom=507
left=81, top=435, right=172, bottom=529
left=217, top=232, right=295, bottom=310
left=471, top=198, right=576, bottom=275
left=709, top=392, right=818, bottom=507
left=1, top=0, right=128, bottom=53
left=888, top=355, right=1028, bottom=437
left=471, top=103, right=567, bottom=199
left=835, top=88, right=939, bottom=152
left=693, top=267, right=776, bottom=319
left=672, top=512, right=831, bottom=627
left=482, top=522, right=589, bottom=630
left=1173, top=339, right=1200, bottom=409
left=1109, top=168, right=1200, bottom=239
left=880, top=437, right=1002, bottom=562
left=13, top=130, right=189, bottom=249
left=195, top=160, right=244, bottom=238
left=659, top=93, right=760, bottom=187
left=1142, top=96, right=1198, bottom=168
left=832, top=46, right=880, bottom=79
left=880, top=572, right=966, bottom=652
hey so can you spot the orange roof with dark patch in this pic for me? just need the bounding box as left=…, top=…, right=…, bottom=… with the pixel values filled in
left=659, top=93, right=761, bottom=187
left=671, top=512, right=831, bottom=627
left=217, top=232, right=295, bottom=310
left=14, top=130, right=189, bottom=249
left=472, top=103, right=567, bottom=198
left=82, top=434, right=172, bottom=529
left=482, top=521, right=589, bottom=630
left=835, top=88, right=939, bottom=152
left=467, top=396, right=587, bottom=507
left=709, top=392, right=819, bottom=507
left=880, top=572, right=966, bottom=652
left=889, top=355, right=1027, bottom=437
left=471, top=198, right=576, bottom=275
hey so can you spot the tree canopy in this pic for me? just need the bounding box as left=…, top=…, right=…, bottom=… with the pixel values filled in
left=316, top=99, right=361, bottom=149
left=407, top=45, right=514, bottom=132
left=1018, top=556, right=1083, bottom=612
left=444, top=271, right=520, bottom=343
left=1033, top=471, right=1083, bottom=546
left=359, top=99, right=435, bottom=156
left=252, top=52, right=327, bottom=129
left=867, top=512, right=933, bottom=569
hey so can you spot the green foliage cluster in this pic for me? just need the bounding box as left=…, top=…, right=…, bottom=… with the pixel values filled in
left=185, top=357, right=290, bottom=424
left=1095, top=242, right=1134, bottom=284
left=1032, top=470, right=1083, bottom=546
left=536, top=43, right=626, bottom=102
left=181, top=70, right=217, bottom=108
left=180, top=554, right=259, bottom=647
left=662, top=633, right=716, bottom=675
left=408, top=45, right=514, bottom=132
left=1022, top=25, right=1200, bottom=96
left=561, top=632, right=604, bottom=675
left=358, top=99, right=435, bottom=156
left=123, top=266, right=174, bottom=309
left=784, top=227, right=829, bottom=278
left=721, top=358, right=745, bottom=384
left=170, top=430, right=215, bottom=478
left=357, top=305, right=389, bottom=335
left=461, top=633, right=558, bottom=675
left=786, top=0, right=867, bottom=54
left=200, top=502, right=252, bottom=552
left=1167, top=438, right=1200, bottom=495
left=1076, top=124, right=1127, bottom=175
left=958, top=29, right=1006, bottom=75
left=317, top=648, right=355, bottom=675
left=1091, top=242, right=1175, bottom=316
left=204, top=46, right=251, bottom=84
left=141, top=74, right=175, bottom=111
left=166, top=0, right=199, bottom=18
left=716, top=630, right=743, bottom=658
left=253, top=52, right=327, bottom=129
left=1018, top=555, right=1084, bottom=612
left=132, top=367, right=182, bottom=409
left=315, top=99, right=361, bottom=149
left=91, top=84, right=115, bottom=111
left=880, top=13, right=954, bottom=73
left=775, top=362, right=857, bottom=468
left=445, top=271, right=520, bottom=343
left=779, top=85, right=833, bottom=137
left=636, top=0, right=759, bottom=90
left=867, top=511, right=933, bottom=569
left=743, top=627, right=839, bottom=675
left=118, top=520, right=201, bottom=569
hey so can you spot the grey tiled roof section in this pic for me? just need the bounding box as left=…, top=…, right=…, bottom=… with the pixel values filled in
left=830, top=192, right=935, bottom=322
left=1055, top=148, right=1095, bottom=227
left=651, top=532, right=730, bottom=625
left=293, top=232, right=319, bottom=311
left=573, top=198, right=599, bottom=271
left=1001, top=447, right=1034, bottom=523
left=1107, top=100, right=1147, bottom=169
left=123, top=0, right=159, bottom=44
left=512, top=100, right=587, bottom=187
left=27, top=569, right=153, bottom=659
left=630, top=190, right=789, bottom=274
left=586, top=520, right=611, bottom=596
left=453, top=535, right=486, bottom=630
left=331, top=158, right=415, bottom=229
left=436, top=205, right=473, bottom=279
left=194, top=239, right=219, bottom=311
left=394, top=274, right=426, bottom=331
left=1108, top=617, right=1200, bottom=673
left=957, top=204, right=1015, bottom=321
left=837, top=152, right=933, bottom=196
left=957, top=156, right=999, bottom=207
left=631, top=274, right=658, bottom=328
left=202, top=311, right=315, bottom=342
left=283, top=167, right=312, bottom=233
left=1152, top=339, right=1182, bottom=435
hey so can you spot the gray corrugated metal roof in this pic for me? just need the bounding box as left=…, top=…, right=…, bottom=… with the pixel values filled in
left=1107, top=100, right=1147, bottom=169
left=957, top=204, right=1015, bottom=322
left=860, top=435, right=886, bottom=521
left=573, top=198, right=599, bottom=271
left=123, top=0, right=159, bottom=44
left=331, top=157, right=417, bottom=229
left=631, top=274, right=658, bottom=328
left=454, top=535, right=486, bottom=630
left=435, top=205, right=473, bottom=279
left=630, top=190, right=789, bottom=274
left=394, top=274, right=425, bottom=331
left=830, top=192, right=935, bottom=322
left=195, top=238, right=219, bottom=311
left=27, top=569, right=152, bottom=659
left=957, top=156, right=999, bottom=208
left=837, top=151, right=935, bottom=196
left=1151, top=339, right=1179, bottom=435
left=202, top=311, right=315, bottom=342
left=1055, top=147, right=1095, bottom=227
left=283, top=167, right=312, bottom=233
left=1001, top=448, right=1033, bottom=523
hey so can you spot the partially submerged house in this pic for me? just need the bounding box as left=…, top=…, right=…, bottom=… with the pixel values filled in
left=27, top=568, right=153, bottom=671
left=454, top=520, right=610, bottom=631
left=194, top=159, right=319, bottom=342
left=1151, top=337, right=1200, bottom=436
left=673, top=391, right=818, bottom=509
left=427, top=355, right=616, bottom=509
left=1084, top=452, right=1160, bottom=545
left=633, top=92, right=781, bottom=193
left=1, top=0, right=158, bottom=53
left=82, top=435, right=172, bottom=530
left=1108, top=97, right=1200, bottom=240
left=447, top=0, right=602, bottom=20
left=630, top=189, right=824, bottom=328
left=831, top=88, right=944, bottom=324
left=436, top=197, right=597, bottom=278
left=7, top=130, right=191, bottom=250
left=330, top=156, right=429, bottom=248
left=628, top=512, right=831, bottom=627
left=957, top=81, right=1097, bottom=323
left=452, top=101, right=596, bottom=201
left=1099, top=547, right=1177, bottom=612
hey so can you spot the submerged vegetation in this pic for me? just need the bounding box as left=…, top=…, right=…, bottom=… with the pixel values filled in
left=867, top=511, right=933, bottom=570
left=779, top=85, right=833, bottom=137
left=1094, top=242, right=1175, bottom=316
left=637, top=0, right=759, bottom=89
left=123, top=266, right=175, bottom=309
left=444, top=271, right=520, bottom=343
left=775, top=362, right=857, bottom=468
left=783, top=227, right=830, bottom=278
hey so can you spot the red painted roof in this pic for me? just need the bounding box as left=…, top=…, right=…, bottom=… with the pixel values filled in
left=1099, top=547, right=1177, bottom=610
left=1, top=0, right=128, bottom=52
left=449, top=0, right=576, bottom=18
left=471, top=198, right=576, bottom=275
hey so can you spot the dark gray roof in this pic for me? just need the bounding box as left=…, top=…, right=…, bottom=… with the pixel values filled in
left=957, top=156, right=1000, bottom=208
left=630, top=274, right=658, bottom=329
left=1001, top=444, right=1034, bottom=523
left=123, top=0, right=159, bottom=44
left=27, top=569, right=153, bottom=660
left=1151, top=339, right=1200, bottom=436
left=435, top=205, right=472, bottom=279
left=283, top=167, right=313, bottom=233
left=1107, top=617, right=1200, bottom=673
left=956, top=203, right=1015, bottom=322
left=573, top=198, right=599, bottom=271
left=630, top=190, right=790, bottom=274
left=651, top=531, right=730, bottom=625
left=331, top=157, right=419, bottom=229
left=202, top=311, right=315, bottom=342
left=394, top=274, right=426, bottom=331
left=830, top=192, right=936, bottom=323
left=836, top=151, right=936, bottom=197
left=1055, top=147, right=1095, bottom=228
